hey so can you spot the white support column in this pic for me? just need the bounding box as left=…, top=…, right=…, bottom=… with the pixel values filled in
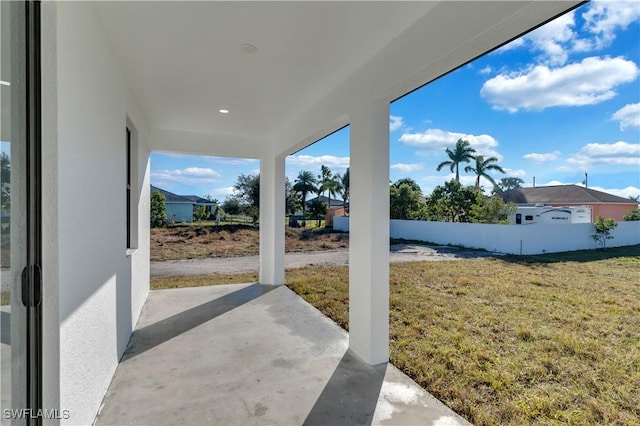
left=259, top=154, right=286, bottom=285
left=348, top=99, right=390, bottom=365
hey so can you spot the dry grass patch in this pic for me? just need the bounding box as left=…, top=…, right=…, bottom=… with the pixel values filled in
left=151, top=272, right=258, bottom=290
left=151, top=224, right=348, bottom=261
left=286, top=246, right=640, bottom=425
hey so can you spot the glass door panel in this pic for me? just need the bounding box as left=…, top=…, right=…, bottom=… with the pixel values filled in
left=1, top=1, right=41, bottom=423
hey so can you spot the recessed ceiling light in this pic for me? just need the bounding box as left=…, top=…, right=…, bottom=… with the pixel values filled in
left=219, top=109, right=230, bottom=114
left=241, top=43, right=257, bottom=53
left=0, top=80, right=10, bottom=86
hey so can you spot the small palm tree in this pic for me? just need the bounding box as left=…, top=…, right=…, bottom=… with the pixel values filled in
left=340, top=168, right=349, bottom=212
left=436, top=139, right=476, bottom=182
left=318, top=165, right=334, bottom=207
left=293, top=170, right=318, bottom=222
left=465, top=155, right=505, bottom=190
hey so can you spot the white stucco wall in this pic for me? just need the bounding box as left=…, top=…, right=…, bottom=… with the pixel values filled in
left=51, top=2, right=150, bottom=424
left=334, top=217, right=640, bottom=255
left=166, top=202, right=194, bottom=223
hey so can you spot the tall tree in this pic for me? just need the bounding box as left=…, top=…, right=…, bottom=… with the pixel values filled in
left=204, top=194, right=220, bottom=205
left=293, top=170, right=318, bottom=221
left=318, top=165, right=337, bottom=208
left=425, top=180, right=481, bottom=223
left=436, top=139, right=476, bottom=182
left=150, top=190, right=167, bottom=228
left=307, top=199, right=327, bottom=227
left=339, top=168, right=350, bottom=213
left=392, top=177, right=423, bottom=195
left=464, top=155, right=505, bottom=190
left=471, top=196, right=517, bottom=224
left=494, top=177, right=524, bottom=194
left=232, top=173, right=260, bottom=220
left=1, top=152, right=10, bottom=211
left=390, top=183, right=423, bottom=220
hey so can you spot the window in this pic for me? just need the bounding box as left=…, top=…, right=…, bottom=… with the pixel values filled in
left=126, top=127, right=132, bottom=248
left=525, top=215, right=533, bottom=221
left=125, top=121, right=139, bottom=251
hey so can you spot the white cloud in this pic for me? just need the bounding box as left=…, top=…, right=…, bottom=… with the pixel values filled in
left=212, top=157, right=259, bottom=166
left=495, top=38, right=525, bottom=53
left=182, top=167, right=222, bottom=178
left=541, top=180, right=568, bottom=187
left=212, top=186, right=237, bottom=197
left=503, top=168, right=527, bottom=178
left=390, top=115, right=404, bottom=132
left=566, top=141, right=640, bottom=167
left=479, top=65, right=493, bottom=75
left=481, top=56, right=639, bottom=112
left=612, top=103, right=640, bottom=131
left=151, top=167, right=222, bottom=185
left=399, top=128, right=502, bottom=160
left=582, top=0, right=640, bottom=50
left=159, top=153, right=258, bottom=166
left=523, top=151, right=561, bottom=162
left=590, top=185, right=640, bottom=200
left=491, top=2, right=640, bottom=62
left=390, top=163, right=423, bottom=173
left=286, top=154, right=350, bottom=169
left=524, top=11, right=576, bottom=65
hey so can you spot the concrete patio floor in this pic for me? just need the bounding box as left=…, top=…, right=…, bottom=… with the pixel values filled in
left=95, top=283, right=469, bottom=425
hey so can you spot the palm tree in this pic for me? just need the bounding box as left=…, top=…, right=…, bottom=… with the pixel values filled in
left=340, top=168, right=349, bottom=213
left=293, top=170, right=318, bottom=223
left=1, top=152, right=10, bottom=211
left=464, top=155, right=505, bottom=190
left=318, top=165, right=334, bottom=207
left=436, top=139, right=476, bottom=182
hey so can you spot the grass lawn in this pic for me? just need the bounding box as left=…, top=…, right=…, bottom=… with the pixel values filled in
left=150, top=245, right=639, bottom=425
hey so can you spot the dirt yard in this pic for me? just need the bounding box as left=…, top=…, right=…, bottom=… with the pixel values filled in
left=151, top=224, right=349, bottom=261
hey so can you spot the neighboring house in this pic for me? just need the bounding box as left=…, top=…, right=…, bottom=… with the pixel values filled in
left=150, top=185, right=196, bottom=223
left=499, top=185, right=637, bottom=222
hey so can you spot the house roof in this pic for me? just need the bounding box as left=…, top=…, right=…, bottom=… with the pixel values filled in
left=150, top=185, right=194, bottom=204
left=306, top=195, right=345, bottom=208
left=182, top=195, right=215, bottom=205
left=499, top=185, right=635, bottom=205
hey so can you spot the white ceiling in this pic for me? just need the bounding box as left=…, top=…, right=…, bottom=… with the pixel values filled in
left=94, top=1, right=582, bottom=155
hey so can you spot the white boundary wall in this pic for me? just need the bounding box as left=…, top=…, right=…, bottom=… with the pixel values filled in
left=333, top=216, right=640, bottom=255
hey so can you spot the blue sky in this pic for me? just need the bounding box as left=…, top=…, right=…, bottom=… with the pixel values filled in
left=151, top=1, right=640, bottom=201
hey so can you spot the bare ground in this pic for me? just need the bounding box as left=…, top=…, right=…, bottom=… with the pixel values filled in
left=151, top=224, right=348, bottom=261
left=151, top=244, right=498, bottom=277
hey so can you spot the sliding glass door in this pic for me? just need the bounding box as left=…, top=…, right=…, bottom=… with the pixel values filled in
left=1, top=1, right=42, bottom=424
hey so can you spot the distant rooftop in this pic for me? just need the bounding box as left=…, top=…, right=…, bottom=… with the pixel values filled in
left=499, top=185, right=634, bottom=205
left=150, top=185, right=194, bottom=203
left=182, top=195, right=215, bottom=204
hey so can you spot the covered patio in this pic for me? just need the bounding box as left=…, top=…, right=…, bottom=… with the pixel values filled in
left=30, top=1, right=584, bottom=423
left=95, top=284, right=468, bottom=425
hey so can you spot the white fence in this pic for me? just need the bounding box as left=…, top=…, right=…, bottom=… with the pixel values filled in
left=332, top=216, right=640, bottom=255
